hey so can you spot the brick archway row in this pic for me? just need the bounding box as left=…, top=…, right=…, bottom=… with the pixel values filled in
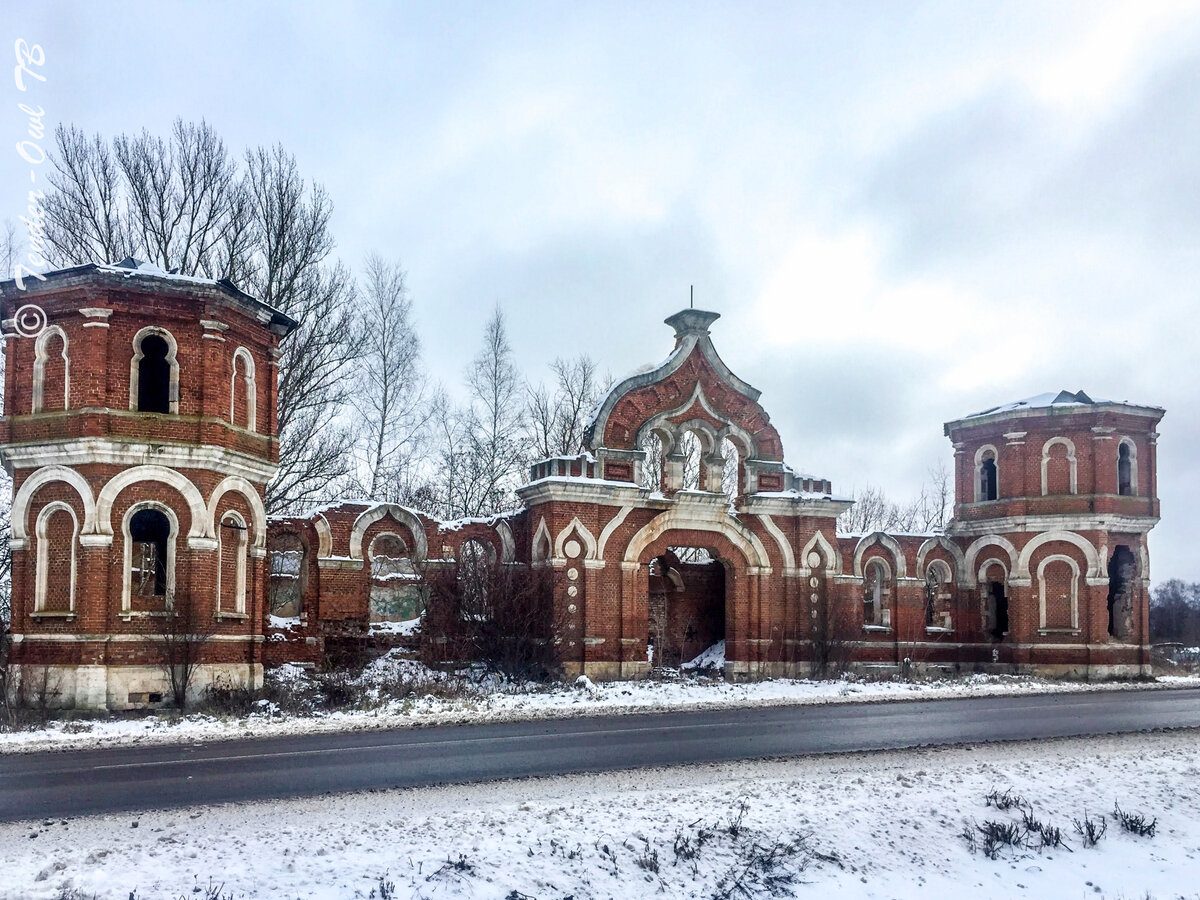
left=10, top=464, right=267, bottom=550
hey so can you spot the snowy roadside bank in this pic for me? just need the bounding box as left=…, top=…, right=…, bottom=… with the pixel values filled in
left=3, top=729, right=1198, bottom=899
left=3, top=652, right=1198, bottom=754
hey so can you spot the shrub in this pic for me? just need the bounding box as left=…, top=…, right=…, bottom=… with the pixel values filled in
left=1113, top=803, right=1157, bottom=838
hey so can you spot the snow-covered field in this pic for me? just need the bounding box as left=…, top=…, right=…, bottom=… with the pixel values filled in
left=4, top=651, right=1199, bottom=754
left=3, top=728, right=1198, bottom=899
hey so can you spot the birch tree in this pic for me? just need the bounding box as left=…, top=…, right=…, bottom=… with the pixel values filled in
left=352, top=254, right=432, bottom=501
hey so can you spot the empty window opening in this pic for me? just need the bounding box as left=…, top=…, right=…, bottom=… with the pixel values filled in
left=924, top=563, right=954, bottom=630
left=370, top=533, right=422, bottom=623
left=130, top=508, right=170, bottom=597
left=986, top=580, right=1009, bottom=640
left=647, top=547, right=724, bottom=669
left=269, top=535, right=305, bottom=619
left=1118, top=443, right=1134, bottom=496
left=721, top=437, right=740, bottom=507
left=863, top=560, right=889, bottom=627
left=680, top=431, right=702, bottom=492
left=137, top=334, right=172, bottom=414
left=456, top=538, right=493, bottom=619
left=1107, top=545, right=1137, bottom=640
left=979, top=454, right=998, bottom=501
left=639, top=432, right=664, bottom=492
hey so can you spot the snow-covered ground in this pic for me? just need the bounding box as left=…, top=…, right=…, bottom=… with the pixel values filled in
left=3, top=653, right=1198, bottom=753
left=2, top=729, right=1198, bottom=899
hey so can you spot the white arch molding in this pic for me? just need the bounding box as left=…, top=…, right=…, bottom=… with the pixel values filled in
left=532, top=518, right=553, bottom=563
left=35, top=501, right=78, bottom=613
left=32, top=324, right=69, bottom=413
left=963, top=534, right=1020, bottom=580
left=314, top=514, right=334, bottom=558
left=852, top=532, right=907, bottom=579
left=11, top=466, right=98, bottom=544
left=494, top=519, right=516, bottom=564
left=348, top=503, right=428, bottom=562
left=554, top=516, right=598, bottom=560
left=799, top=530, right=841, bottom=576
left=217, top=509, right=249, bottom=614
left=230, top=346, right=257, bottom=432
left=1040, top=436, right=1078, bottom=495
left=129, top=326, right=180, bottom=414
left=622, top=507, right=771, bottom=569
left=977, top=557, right=1010, bottom=584
left=1037, top=553, right=1081, bottom=630
left=756, top=514, right=796, bottom=572
left=207, top=475, right=268, bottom=549
left=915, top=535, right=968, bottom=587
left=1016, top=530, right=1101, bottom=580
left=96, top=466, right=209, bottom=545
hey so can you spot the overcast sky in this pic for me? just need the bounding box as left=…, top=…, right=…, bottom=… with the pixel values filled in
left=6, top=1, right=1199, bottom=579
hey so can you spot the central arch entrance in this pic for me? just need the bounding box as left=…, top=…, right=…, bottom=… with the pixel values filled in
left=647, top=546, right=727, bottom=669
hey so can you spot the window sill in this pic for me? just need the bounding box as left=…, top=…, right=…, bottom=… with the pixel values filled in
left=925, top=626, right=954, bottom=634
left=862, top=625, right=891, bottom=633
left=31, top=611, right=76, bottom=620
left=1037, top=628, right=1080, bottom=635
left=216, top=611, right=249, bottom=621
left=118, top=610, right=170, bottom=621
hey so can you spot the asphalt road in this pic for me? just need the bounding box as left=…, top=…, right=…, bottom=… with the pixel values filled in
left=3, top=688, right=1199, bottom=824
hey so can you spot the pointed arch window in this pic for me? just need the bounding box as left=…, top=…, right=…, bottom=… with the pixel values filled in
left=218, top=511, right=249, bottom=616
left=1117, top=439, right=1138, bottom=497
left=34, top=502, right=78, bottom=614
left=124, top=505, right=176, bottom=611
left=975, top=446, right=999, bottom=502
left=231, top=347, right=257, bottom=431
left=32, top=325, right=69, bottom=413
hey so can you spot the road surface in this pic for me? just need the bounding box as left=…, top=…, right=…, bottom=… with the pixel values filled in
left=3, top=688, right=1199, bottom=823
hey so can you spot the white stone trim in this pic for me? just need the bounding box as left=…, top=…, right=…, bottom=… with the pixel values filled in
left=1037, top=553, right=1080, bottom=631
left=1040, top=436, right=1078, bottom=495
left=915, top=535, right=968, bottom=587
left=129, top=326, right=180, bottom=414
left=121, top=501, right=178, bottom=612
left=207, top=475, right=267, bottom=549
left=1117, top=436, right=1139, bottom=496
left=348, top=503, right=428, bottom=562
left=962, top=534, right=1020, bottom=579
left=35, top=501, right=78, bottom=613
left=852, top=532, right=907, bottom=579
left=974, top=444, right=999, bottom=502
left=798, top=530, right=841, bottom=576
left=230, top=346, right=257, bottom=432
left=495, top=519, right=516, bottom=563
left=11, top=466, right=98, bottom=542
left=31, top=324, right=69, bottom=414
left=532, top=517, right=552, bottom=563
left=314, top=514, right=333, bottom=558
left=948, top=513, right=1158, bottom=538
left=976, top=556, right=1010, bottom=583
left=1, top=439, right=279, bottom=482
left=756, top=514, right=795, bottom=571
left=1016, top=530, right=1101, bottom=580
left=97, top=465, right=209, bottom=543
left=595, top=505, right=634, bottom=560
left=554, top=516, right=598, bottom=560
left=622, top=506, right=771, bottom=568
left=217, top=509, right=248, bottom=614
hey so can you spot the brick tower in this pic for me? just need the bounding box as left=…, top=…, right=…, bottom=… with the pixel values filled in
left=1, top=259, right=296, bottom=709
left=944, top=390, right=1164, bottom=676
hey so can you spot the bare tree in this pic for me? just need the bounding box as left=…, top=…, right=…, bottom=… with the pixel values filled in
left=808, top=588, right=855, bottom=679
left=443, top=307, right=527, bottom=516
left=420, top=557, right=561, bottom=680
left=838, top=462, right=954, bottom=535
left=525, top=354, right=609, bottom=459
left=351, top=254, right=432, bottom=502
left=39, top=121, right=360, bottom=513
left=150, top=592, right=218, bottom=710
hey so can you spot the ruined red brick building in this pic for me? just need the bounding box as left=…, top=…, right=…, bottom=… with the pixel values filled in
left=2, top=268, right=1165, bottom=708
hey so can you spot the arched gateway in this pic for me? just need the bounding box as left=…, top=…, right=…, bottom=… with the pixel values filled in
left=517, top=309, right=849, bottom=680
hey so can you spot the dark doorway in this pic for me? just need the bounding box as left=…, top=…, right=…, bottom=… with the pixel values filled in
left=987, top=580, right=1008, bottom=640
left=648, top=548, right=725, bottom=668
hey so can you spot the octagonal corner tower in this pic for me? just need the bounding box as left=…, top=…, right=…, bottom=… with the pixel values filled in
left=1, top=259, right=297, bottom=709
left=944, top=390, right=1164, bottom=676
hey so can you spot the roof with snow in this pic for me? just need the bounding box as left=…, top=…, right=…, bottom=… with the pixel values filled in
left=949, top=389, right=1164, bottom=428
left=0, top=257, right=299, bottom=335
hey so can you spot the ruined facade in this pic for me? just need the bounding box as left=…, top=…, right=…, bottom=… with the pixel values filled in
left=2, top=268, right=1165, bottom=708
